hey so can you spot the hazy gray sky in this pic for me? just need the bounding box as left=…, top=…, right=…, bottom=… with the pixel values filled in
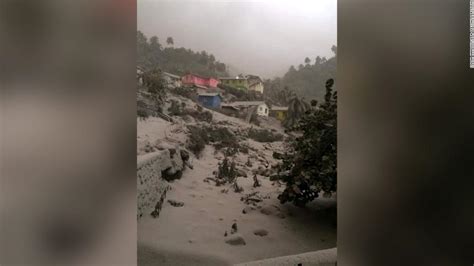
left=138, top=0, right=337, bottom=78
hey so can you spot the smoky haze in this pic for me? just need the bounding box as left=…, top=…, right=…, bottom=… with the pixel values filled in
left=138, top=0, right=337, bottom=79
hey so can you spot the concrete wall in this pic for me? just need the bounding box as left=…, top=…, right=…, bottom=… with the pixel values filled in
left=137, top=146, right=189, bottom=219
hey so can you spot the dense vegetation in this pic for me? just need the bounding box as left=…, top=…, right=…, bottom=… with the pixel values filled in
left=264, top=45, right=336, bottom=102
left=137, top=68, right=167, bottom=119
left=218, top=83, right=262, bottom=101
left=137, top=31, right=229, bottom=77
left=186, top=124, right=245, bottom=158
left=248, top=128, right=284, bottom=143
left=277, top=79, right=337, bottom=207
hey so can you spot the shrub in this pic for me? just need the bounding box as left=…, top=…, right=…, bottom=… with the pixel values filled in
left=168, top=99, right=184, bottom=116
left=187, top=109, right=213, bottom=123
left=248, top=128, right=284, bottom=143
left=277, top=79, right=337, bottom=207
left=217, top=157, right=237, bottom=183
left=172, top=86, right=196, bottom=99
left=186, top=125, right=209, bottom=157
left=249, top=112, right=260, bottom=126
left=137, top=109, right=149, bottom=120
left=142, top=69, right=167, bottom=106
left=210, top=127, right=242, bottom=153
left=186, top=124, right=247, bottom=157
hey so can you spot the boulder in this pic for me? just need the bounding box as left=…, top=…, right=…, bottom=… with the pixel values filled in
left=169, top=148, right=177, bottom=158
left=236, top=168, right=248, bottom=178
left=180, top=149, right=190, bottom=162
left=225, top=234, right=246, bottom=246
left=242, top=206, right=254, bottom=214
left=260, top=206, right=274, bottom=215
left=231, top=222, right=238, bottom=234
left=253, top=229, right=268, bottom=237
left=162, top=168, right=183, bottom=181
left=269, top=174, right=280, bottom=181
left=168, top=199, right=184, bottom=207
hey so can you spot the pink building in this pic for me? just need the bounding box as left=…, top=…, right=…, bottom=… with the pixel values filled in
left=182, top=73, right=219, bottom=88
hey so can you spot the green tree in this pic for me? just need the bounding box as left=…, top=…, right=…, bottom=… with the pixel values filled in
left=304, top=57, right=311, bottom=65
left=277, top=45, right=337, bottom=101
left=315, top=56, right=322, bottom=65
left=331, top=45, right=337, bottom=56
left=148, top=36, right=162, bottom=66
left=288, top=65, right=297, bottom=73
left=166, top=36, right=174, bottom=46
left=142, top=68, right=166, bottom=111
left=137, top=31, right=150, bottom=68
left=278, top=79, right=337, bottom=207
left=137, top=31, right=229, bottom=77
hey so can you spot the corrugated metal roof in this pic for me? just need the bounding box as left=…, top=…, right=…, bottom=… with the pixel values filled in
left=226, top=101, right=266, bottom=107
left=162, top=72, right=181, bottom=79
left=271, top=106, right=288, bottom=111
left=219, top=76, right=247, bottom=80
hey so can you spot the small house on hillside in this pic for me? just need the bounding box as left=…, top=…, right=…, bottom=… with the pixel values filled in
left=162, top=72, right=182, bottom=88
left=182, top=73, right=219, bottom=89
left=246, top=75, right=264, bottom=94
left=197, top=93, right=222, bottom=109
left=270, top=106, right=288, bottom=121
left=219, top=77, right=249, bottom=91
left=222, top=101, right=269, bottom=117
left=219, top=75, right=264, bottom=94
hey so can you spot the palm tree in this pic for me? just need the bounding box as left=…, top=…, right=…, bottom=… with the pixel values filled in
left=315, top=56, right=322, bottom=65
left=283, top=95, right=310, bottom=129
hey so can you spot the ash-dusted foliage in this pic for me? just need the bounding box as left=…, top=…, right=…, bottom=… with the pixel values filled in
left=217, top=157, right=237, bottom=183
left=137, top=68, right=167, bottom=118
left=137, top=31, right=229, bottom=78
left=187, top=109, right=213, bottom=123
left=168, top=99, right=186, bottom=116
left=167, top=99, right=213, bottom=123
left=278, top=79, right=337, bottom=207
left=186, top=124, right=244, bottom=158
left=264, top=45, right=337, bottom=101
left=172, top=86, right=196, bottom=99
left=142, top=68, right=167, bottom=105
left=186, top=125, right=209, bottom=158
left=248, top=128, right=284, bottom=143
left=137, top=108, right=150, bottom=120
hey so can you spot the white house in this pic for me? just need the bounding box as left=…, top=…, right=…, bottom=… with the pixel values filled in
left=246, top=75, right=264, bottom=94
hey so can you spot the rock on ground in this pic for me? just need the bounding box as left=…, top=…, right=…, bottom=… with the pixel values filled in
left=167, top=199, right=184, bottom=207
left=253, top=229, right=269, bottom=237
left=225, top=234, right=246, bottom=246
